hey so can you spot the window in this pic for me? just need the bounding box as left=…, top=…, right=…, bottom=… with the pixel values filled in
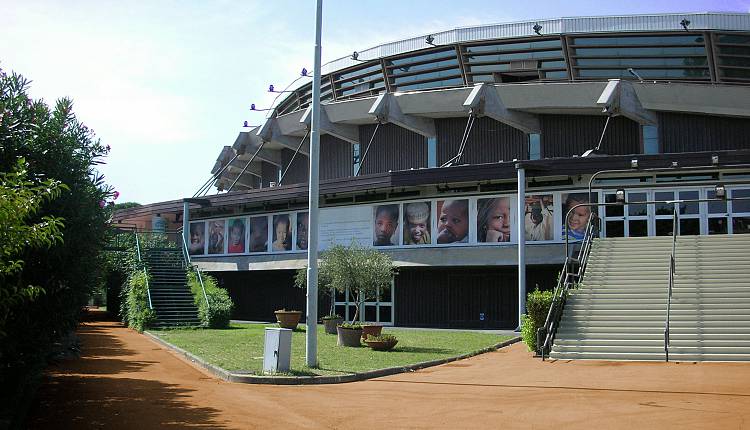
left=642, top=125, right=659, bottom=154
left=427, top=137, right=437, bottom=168
left=464, top=38, right=567, bottom=83
left=529, top=134, right=541, bottom=160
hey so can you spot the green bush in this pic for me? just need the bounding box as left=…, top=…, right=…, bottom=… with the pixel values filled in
left=122, top=271, right=156, bottom=332
left=188, top=271, right=234, bottom=328
left=520, top=287, right=554, bottom=352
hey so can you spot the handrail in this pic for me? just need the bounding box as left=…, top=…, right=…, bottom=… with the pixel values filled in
left=177, top=227, right=210, bottom=311
left=665, top=207, right=678, bottom=362
left=538, top=209, right=600, bottom=360
left=133, top=230, right=153, bottom=310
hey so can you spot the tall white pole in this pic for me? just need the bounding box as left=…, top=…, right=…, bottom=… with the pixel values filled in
left=516, top=165, right=526, bottom=330
left=306, top=0, right=322, bottom=368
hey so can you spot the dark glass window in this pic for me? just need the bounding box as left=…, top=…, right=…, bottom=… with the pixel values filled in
left=395, top=78, right=464, bottom=92
left=630, top=220, right=648, bottom=237
left=643, top=125, right=659, bottom=154
left=655, top=219, right=674, bottom=236
left=573, top=35, right=705, bottom=46
left=606, top=221, right=624, bottom=237
left=709, top=218, right=728, bottom=234
left=392, top=70, right=462, bottom=85
left=717, top=34, right=750, bottom=44
left=680, top=218, right=700, bottom=235
left=733, top=189, right=750, bottom=213
left=466, top=39, right=562, bottom=53
left=390, top=49, right=456, bottom=66
left=389, top=58, right=459, bottom=74
left=733, top=217, right=750, bottom=234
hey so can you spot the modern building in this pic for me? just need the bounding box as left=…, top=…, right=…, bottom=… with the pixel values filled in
left=115, top=12, right=750, bottom=330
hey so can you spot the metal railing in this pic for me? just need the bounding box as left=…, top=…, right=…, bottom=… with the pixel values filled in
left=178, top=228, right=210, bottom=311
left=133, top=229, right=153, bottom=310
left=537, top=210, right=600, bottom=360
left=665, top=207, right=678, bottom=362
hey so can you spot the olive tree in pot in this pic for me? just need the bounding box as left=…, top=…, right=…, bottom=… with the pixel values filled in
left=295, top=243, right=396, bottom=346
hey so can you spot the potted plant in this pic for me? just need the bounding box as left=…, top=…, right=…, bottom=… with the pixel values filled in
left=361, top=323, right=382, bottom=340
left=294, top=243, right=397, bottom=347
left=336, top=322, right=363, bottom=347
left=274, top=308, right=302, bottom=329
left=322, top=313, right=343, bottom=335
left=364, top=333, right=398, bottom=351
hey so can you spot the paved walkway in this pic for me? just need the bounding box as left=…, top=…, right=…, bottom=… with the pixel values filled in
left=28, top=313, right=750, bottom=429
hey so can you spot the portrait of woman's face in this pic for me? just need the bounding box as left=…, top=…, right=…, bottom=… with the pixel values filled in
left=188, top=221, right=205, bottom=255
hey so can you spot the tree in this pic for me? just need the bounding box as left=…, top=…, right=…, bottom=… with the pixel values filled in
left=296, top=243, right=397, bottom=323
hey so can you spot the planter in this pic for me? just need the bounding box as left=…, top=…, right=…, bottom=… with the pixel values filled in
left=361, top=324, right=383, bottom=340
left=364, top=338, right=398, bottom=351
left=336, top=326, right=363, bottom=347
left=274, top=310, right=302, bottom=330
left=323, top=318, right=344, bottom=334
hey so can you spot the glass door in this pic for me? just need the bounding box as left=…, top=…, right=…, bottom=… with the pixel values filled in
left=730, top=188, right=750, bottom=234
left=626, top=191, right=649, bottom=237
left=706, top=187, right=729, bottom=235
left=602, top=191, right=624, bottom=237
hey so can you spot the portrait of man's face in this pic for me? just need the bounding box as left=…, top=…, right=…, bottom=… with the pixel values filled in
left=296, top=212, right=309, bottom=250
left=436, top=199, right=469, bottom=244
left=248, top=216, right=268, bottom=252
left=373, top=205, right=399, bottom=246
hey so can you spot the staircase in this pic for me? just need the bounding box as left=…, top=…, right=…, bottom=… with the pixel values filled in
left=143, top=247, right=201, bottom=328
left=550, top=234, right=750, bottom=361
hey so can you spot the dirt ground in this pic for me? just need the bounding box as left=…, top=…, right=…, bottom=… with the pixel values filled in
left=27, top=310, right=750, bottom=429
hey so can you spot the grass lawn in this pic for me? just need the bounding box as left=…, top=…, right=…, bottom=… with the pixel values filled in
left=150, top=323, right=514, bottom=376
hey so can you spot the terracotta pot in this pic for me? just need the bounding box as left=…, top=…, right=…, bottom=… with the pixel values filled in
left=323, top=318, right=343, bottom=334
left=274, top=310, right=302, bottom=330
left=361, top=324, right=383, bottom=340
left=364, top=338, right=398, bottom=351
left=336, top=326, right=363, bottom=347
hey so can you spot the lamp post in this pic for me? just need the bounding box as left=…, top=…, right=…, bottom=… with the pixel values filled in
left=305, top=0, right=322, bottom=368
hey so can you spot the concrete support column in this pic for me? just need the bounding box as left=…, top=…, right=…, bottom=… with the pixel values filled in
left=182, top=201, right=190, bottom=249
left=516, top=165, right=526, bottom=330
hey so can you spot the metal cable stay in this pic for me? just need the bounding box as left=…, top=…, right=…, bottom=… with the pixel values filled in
left=440, top=113, right=477, bottom=168
left=278, top=130, right=310, bottom=186
left=355, top=121, right=382, bottom=176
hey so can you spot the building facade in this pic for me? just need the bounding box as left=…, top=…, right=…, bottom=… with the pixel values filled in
left=115, top=12, right=750, bottom=329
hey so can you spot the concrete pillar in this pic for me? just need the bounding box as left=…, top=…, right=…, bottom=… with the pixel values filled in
left=516, top=165, right=526, bottom=330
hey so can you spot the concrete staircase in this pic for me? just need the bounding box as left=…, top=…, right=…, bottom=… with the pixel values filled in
left=550, top=234, right=750, bottom=361
left=143, top=247, right=201, bottom=328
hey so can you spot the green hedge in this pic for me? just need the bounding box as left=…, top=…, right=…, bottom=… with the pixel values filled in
left=520, top=287, right=554, bottom=352
left=187, top=271, right=234, bottom=328
left=120, top=270, right=156, bottom=332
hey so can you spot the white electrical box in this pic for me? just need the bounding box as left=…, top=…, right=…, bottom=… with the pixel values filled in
left=263, top=327, right=292, bottom=373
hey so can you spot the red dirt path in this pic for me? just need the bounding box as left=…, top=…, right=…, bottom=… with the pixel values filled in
left=27, top=312, right=750, bottom=429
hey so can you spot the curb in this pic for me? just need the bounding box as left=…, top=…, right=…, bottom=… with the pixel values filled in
left=144, top=331, right=521, bottom=385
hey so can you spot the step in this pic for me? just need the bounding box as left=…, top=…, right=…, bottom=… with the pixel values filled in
left=548, top=351, right=750, bottom=362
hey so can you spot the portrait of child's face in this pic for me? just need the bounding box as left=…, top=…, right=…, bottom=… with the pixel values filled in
left=230, top=225, right=243, bottom=245
left=437, top=199, right=468, bottom=243
left=408, top=221, right=427, bottom=243
left=275, top=220, right=288, bottom=243
left=568, top=205, right=591, bottom=232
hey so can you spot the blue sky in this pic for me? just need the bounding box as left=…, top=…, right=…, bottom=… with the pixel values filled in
left=2, top=0, right=748, bottom=204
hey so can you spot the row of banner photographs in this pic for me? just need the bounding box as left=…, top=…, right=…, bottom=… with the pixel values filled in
left=187, top=192, right=596, bottom=255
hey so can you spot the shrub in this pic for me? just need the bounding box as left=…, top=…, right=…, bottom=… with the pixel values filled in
left=122, top=271, right=156, bottom=332
left=188, top=271, right=234, bottom=328
left=520, top=287, right=554, bottom=352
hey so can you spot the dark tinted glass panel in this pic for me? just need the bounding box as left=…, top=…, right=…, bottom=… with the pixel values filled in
left=390, top=58, right=459, bottom=74
left=629, top=220, right=648, bottom=237
left=718, top=46, right=750, bottom=56
left=733, top=217, right=750, bottom=234
left=378, top=306, right=392, bottom=323
left=606, top=221, right=624, bottom=237
left=628, top=192, right=648, bottom=216
left=718, top=57, right=750, bottom=67
left=680, top=218, right=700, bottom=235
left=721, top=68, right=750, bottom=79
left=707, top=190, right=728, bottom=213
left=390, top=50, right=455, bottom=66
left=395, top=78, right=464, bottom=91
left=654, top=191, right=674, bottom=215
left=392, top=70, right=461, bottom=85
left=470, top=64, right=510, bottom=73
left=466, top=39, right=562, bottom=53
left=709, top=217, right=728, bottom=234
left=468, top=51, right=563, bottom=62
left=334, top=288, right=346, bottom=301
left=543, top=71, right=568, bottom=79
left=471, top=74, right=495, bottom=82
left=335, top=64, right=383, bottom=81
left=733, top=189, right=750, bottom=212
left=679, top=191, right=699, bottom=214
left=335, top=305, right=346, bottom=318
left=576, top=57, right=707, bottom=67
left=604, top=194, right=624, bottom=217
left=655, top=219, right=674, bottom=236
left=575, top=47, right=706, bottom=56
left=578, top=69, right=709, bottom=79
left=717, top=34, right=750, bottom=44
left=379, top=286, right=391, bottom=302
left=364, top=305, right=377, bottom=322
left=347, top=305, right=358, bottom=319
left=540, top=60, right=567, bottom=69
left=573, top=35, right=705, bottom=46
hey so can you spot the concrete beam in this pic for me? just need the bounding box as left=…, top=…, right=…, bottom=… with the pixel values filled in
left=301, top=106, right=360, bottom=144
left=233, top=132, right=282, bottom=167
left=368, top=93, right=436, bottom=138
left=257, top=117, right=310, bottom=156
left=463, top=83, right=540, bottom=134
left=597, top=79, right=657, bottom=125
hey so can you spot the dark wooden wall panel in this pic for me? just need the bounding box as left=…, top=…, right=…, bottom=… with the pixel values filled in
left=320, top=135, right=353, bottom=180
left=358, top=123, right=427, bottom=174
left=659, top=112, right=750, bottom=153
left=280, top=148, right=309, bottom=185
left=436, top=117, right=528, bottom=165
left=260, top=161, right=278, bottom=188
left=394, top=266, right=558, bottom=329
left=211, top=270, right=331, bottom=322
left=540, top=115, right=640, bottom=158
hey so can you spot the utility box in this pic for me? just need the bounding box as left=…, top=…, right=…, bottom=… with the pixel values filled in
left=263, top=327, right=292, bottom=373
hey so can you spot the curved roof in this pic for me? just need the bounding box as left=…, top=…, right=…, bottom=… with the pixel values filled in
left=271, top=12, right=750, bottom=116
